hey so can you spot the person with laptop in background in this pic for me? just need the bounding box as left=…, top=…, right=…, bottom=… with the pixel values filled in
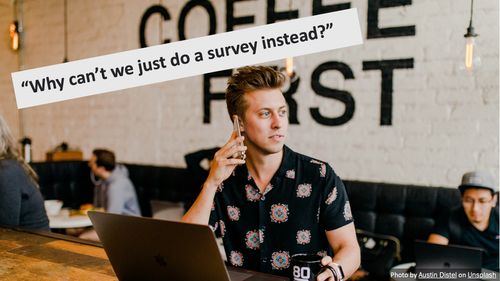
left=78, top=149, right=141, bottom=241
left=428, top=171, right=499, bottom=272
left=182, top=66, right=360, bottom=280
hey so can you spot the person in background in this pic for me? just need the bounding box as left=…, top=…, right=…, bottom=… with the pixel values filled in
left=182, top=66, right=360, bottom=280
left=79, top=148, right=140, bottom=241
left=0, top=115, right=49, bottom=230
left=89, top=149, right=141, bottom=216
left=428, top=171, right=499, bottom=272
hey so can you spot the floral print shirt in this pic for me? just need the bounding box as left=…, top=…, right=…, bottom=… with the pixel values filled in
left=209, top=145, right=353, bottom=277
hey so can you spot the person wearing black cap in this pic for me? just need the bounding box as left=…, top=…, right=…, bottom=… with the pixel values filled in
left=428, top=171, right=499, bottom=271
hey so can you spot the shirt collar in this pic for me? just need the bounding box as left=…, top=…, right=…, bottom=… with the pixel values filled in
left=234, top=145, right=297, bottom=182
left=276, top=145, right=295, bottom=178
left=235, top=145, right=295, bottom=180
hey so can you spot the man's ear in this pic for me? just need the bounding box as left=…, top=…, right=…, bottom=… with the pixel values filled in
left=95, top=166, right=106, bottom=177
left=492, top=193, right=498, bottom=207
left=238, top=117, right=245, bottom=133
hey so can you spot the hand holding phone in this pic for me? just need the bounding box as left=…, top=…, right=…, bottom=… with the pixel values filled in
left=232, top=115, right=246, bottom=160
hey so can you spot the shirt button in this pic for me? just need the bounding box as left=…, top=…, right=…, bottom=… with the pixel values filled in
left=261, top=196, right=266, bottom=201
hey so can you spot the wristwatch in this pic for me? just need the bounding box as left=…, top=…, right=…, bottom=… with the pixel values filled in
left=332, top=262, right=345, bottom=281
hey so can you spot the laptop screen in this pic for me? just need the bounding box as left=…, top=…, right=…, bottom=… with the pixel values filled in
left=414, top=241, right=483, bottom=279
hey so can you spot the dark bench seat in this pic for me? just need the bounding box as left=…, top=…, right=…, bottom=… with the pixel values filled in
left=345, top=181, right=460, bottom=263
left=31, top=161, right=461, bottom=264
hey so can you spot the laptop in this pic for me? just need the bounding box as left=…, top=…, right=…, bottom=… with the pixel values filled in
left=414, top=240, right=483, bottom=274
left=88, top=211, right=287, bottom=281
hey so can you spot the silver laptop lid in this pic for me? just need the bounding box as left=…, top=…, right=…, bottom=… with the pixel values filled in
left=88, top=211, right=231, bottom=281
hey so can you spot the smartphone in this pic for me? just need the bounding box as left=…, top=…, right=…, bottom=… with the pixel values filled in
left=232, top=115, right=245, bottom=160
left=233, top=115, right=242, bottom=139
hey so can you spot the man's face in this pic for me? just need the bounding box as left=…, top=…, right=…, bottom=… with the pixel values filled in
left=462, top=188, right=497, bottom=225
left=88, top=155, right=102, bottom=177
left=241, top=88, right=288, bottom=155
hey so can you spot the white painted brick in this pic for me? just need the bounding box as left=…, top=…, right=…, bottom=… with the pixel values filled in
left=396, top=89, right=436, bottom=105
left=436, top=89, right=485, bottom=105
left=478, top=147, right=500, bottom=167
left=427, top=74, right=478, bottom=91
left=0, top=0, right=496, bottom=188
left=449, top=104, right=497, bottom=121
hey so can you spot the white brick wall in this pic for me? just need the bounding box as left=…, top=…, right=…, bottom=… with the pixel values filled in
left=0, top=0, right=497, bottom=188
left=0, top=2, right=20, bottom=138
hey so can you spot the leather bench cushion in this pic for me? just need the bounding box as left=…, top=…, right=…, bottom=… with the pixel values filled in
left=344, top=180, right=461, bottom=262
left=32, top=161, right=195, bottom=217
left=126, top=164, right=195, bottom=216
left=31, top=162, right=463, bottom=263
left=31, top=161, right=93, bottom=210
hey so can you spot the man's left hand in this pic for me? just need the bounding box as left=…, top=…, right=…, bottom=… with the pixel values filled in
left=316, top=256, right=339, bottom=281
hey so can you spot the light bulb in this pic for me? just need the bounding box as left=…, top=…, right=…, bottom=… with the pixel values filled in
left=9, top=22, right=19, bottom=51
left=462, top=0, right=480, bottom=73
left=285, top=57, right=294, bottom=77
left=464, top=36, right=480, bottom=72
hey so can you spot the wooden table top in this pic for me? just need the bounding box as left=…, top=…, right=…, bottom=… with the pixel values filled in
left=0, top=226, right=289, bottom=281
left=0, top=227, right=116, bottom=281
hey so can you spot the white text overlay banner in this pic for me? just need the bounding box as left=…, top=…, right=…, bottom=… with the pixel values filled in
left=12, top=8, right=362, bottom=108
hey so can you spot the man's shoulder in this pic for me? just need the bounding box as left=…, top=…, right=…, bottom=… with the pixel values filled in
left=108, top=165, right=135, bottom=187
left=109, top=175, right=134, bottom=187
left=0, top=159, right=23, bottom=172
left=286, top=146, right=333, bottom=171
left=0, top=159, right=30, bottom=183
left=286, top=146, right=325, bottom=164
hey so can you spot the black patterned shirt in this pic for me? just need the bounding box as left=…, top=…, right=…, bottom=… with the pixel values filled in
left=209, top=145, right=353, bottom=277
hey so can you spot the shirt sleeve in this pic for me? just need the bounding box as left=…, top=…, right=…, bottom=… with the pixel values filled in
left=320, top=164, right=353, bottom=231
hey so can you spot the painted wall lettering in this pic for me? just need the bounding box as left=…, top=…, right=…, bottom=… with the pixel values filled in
left=367, top=0, right=415, bottom=38
left=178, top=0, right=217, bottom=41
left=139, top=5, right=171, bottom=47
left=226, top=0, right=255, bottom=31
left=139, top=0, right=416, bottom=126
left=363, top=58, right=414, bottom=125
left=203, top=70, right=231, bottom=124
left=312, top=0, right=351, bottom=15
left=310, top=61, right=355, bottom=126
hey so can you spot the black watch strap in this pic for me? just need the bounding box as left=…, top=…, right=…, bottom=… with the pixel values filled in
left=332, top=262, right=345, bottom=280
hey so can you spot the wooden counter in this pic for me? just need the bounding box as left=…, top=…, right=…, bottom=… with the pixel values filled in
left=0, top=227, right=288, bottom=281
left=0, top=227, right=116, bottom=281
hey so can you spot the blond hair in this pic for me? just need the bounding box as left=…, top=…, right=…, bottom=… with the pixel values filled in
left=226, top=66, right=285, bottom=119
left=0, top=116, right=38, bottom=182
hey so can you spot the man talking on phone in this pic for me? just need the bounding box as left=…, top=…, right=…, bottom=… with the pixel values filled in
left=182, top=66, right=360, bottom=280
